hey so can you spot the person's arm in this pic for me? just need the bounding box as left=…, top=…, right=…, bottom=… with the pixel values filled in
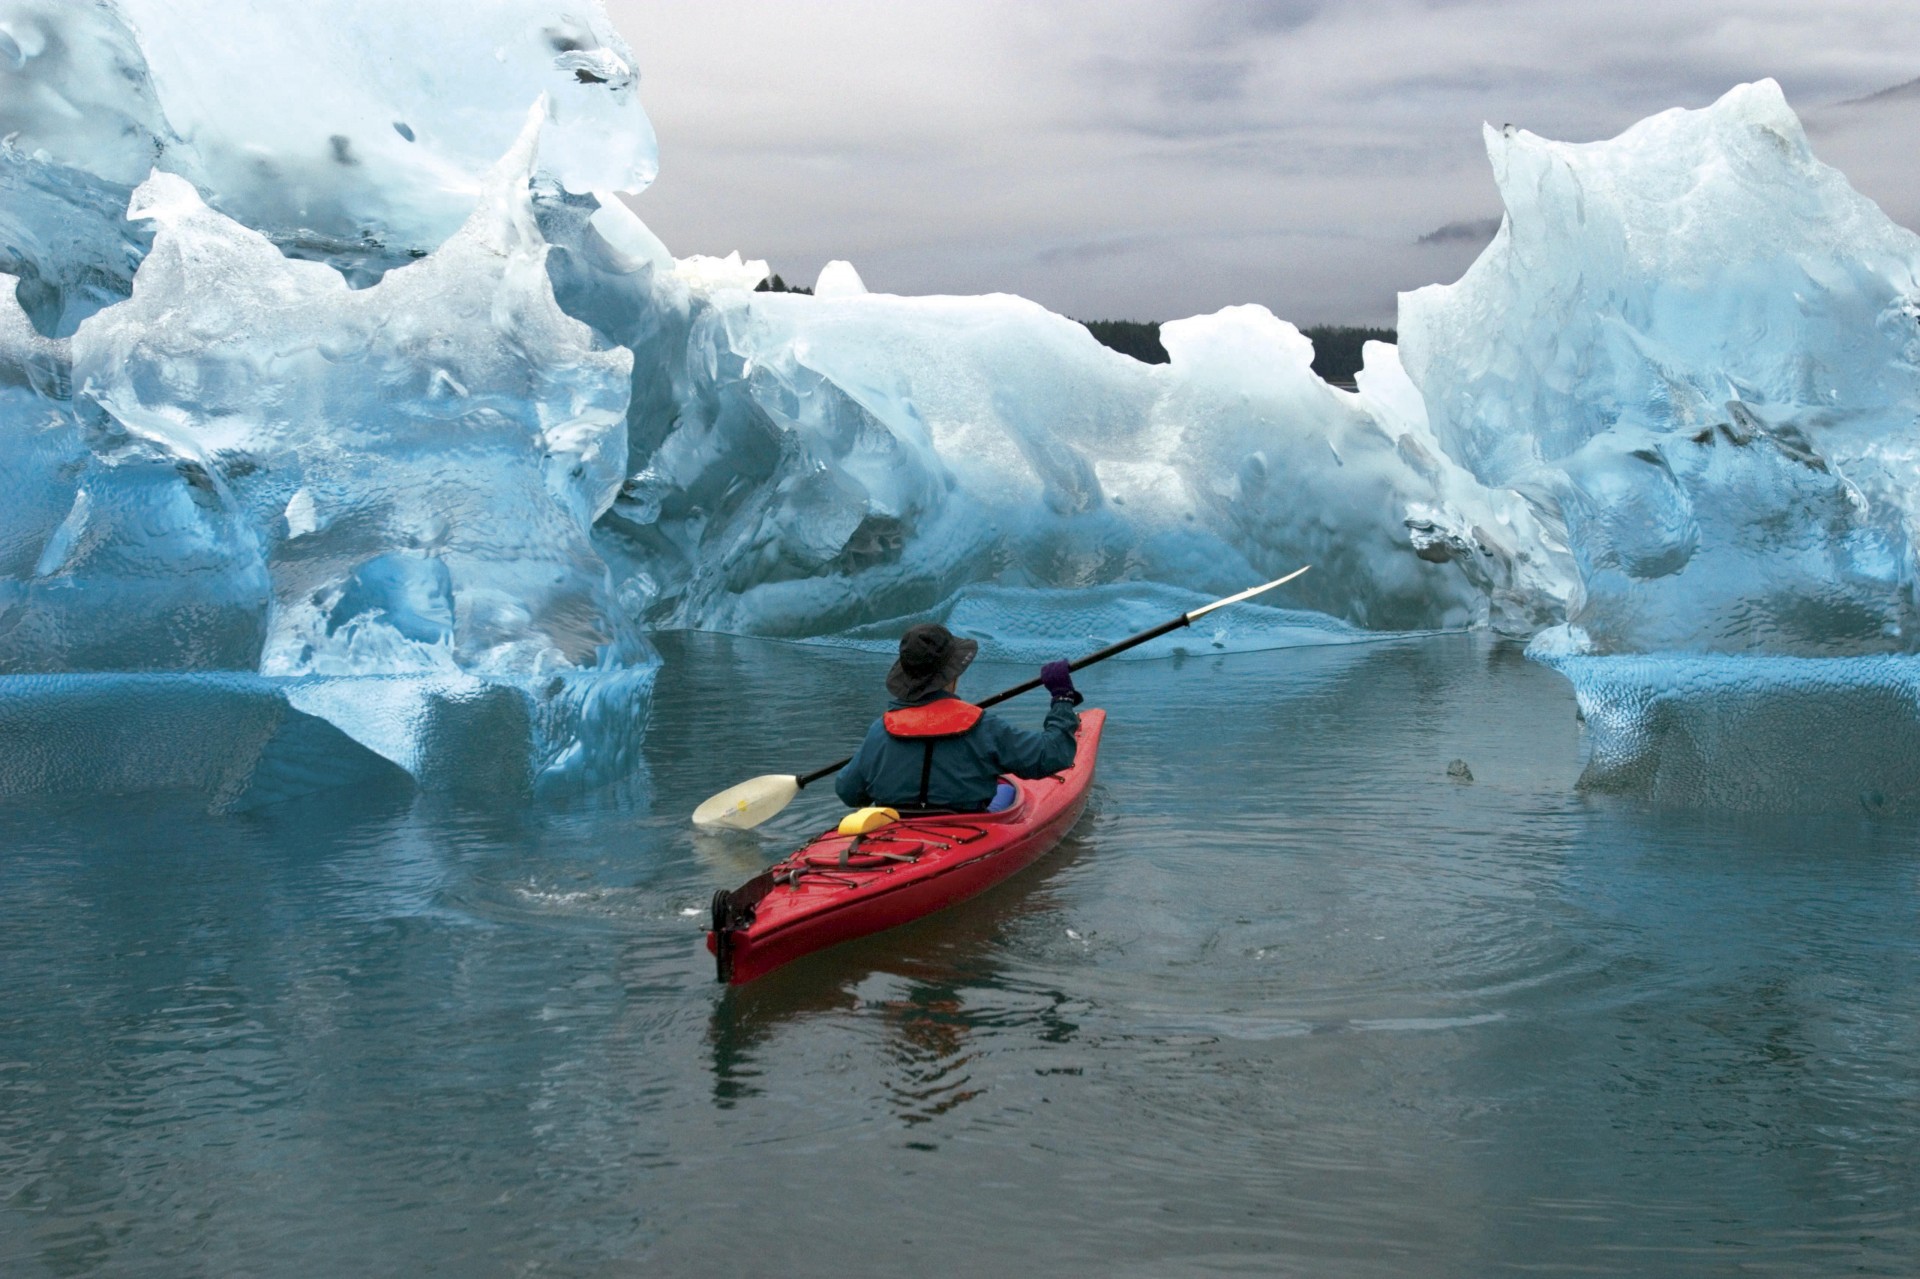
left=985, top=698, right=1080, bottom=778
left=834, top=724, right=881, bottom=807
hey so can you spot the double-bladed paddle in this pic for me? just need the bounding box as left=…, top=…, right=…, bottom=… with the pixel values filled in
left=690, top=565, right=1312, bottom=829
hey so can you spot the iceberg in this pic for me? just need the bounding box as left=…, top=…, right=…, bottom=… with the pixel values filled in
left=597, top=287, right=1553, bottom=642
left=1401, top=81, right=1920, bottom=658
left=0, top=84, right=652, bottom=800
left=0, top=0, right=1915, bottom=811
left=74, top=105, right=635, bottom=681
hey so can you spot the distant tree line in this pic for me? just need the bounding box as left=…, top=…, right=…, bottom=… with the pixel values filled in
left=1079, top=320, right=1168, bottom=365
left=1077, top=319, right=1395, bottom=386
left=755, top=273, right=813, bottom=294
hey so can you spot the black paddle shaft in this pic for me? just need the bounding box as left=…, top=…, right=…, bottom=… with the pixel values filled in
left=792, top=612, right=1194, bottom=789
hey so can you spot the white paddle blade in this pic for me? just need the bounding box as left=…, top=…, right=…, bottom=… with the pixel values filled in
left=692, top=774, right=801, bottom=830
left=1184, top=564, right=1311, bottom=621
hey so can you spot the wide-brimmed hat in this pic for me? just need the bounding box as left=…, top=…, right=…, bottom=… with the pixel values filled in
left=886, top=623, right=979, bottom=701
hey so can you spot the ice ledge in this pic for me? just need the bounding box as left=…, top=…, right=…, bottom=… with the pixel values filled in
left=1538, top=651, right=1920, bottom=813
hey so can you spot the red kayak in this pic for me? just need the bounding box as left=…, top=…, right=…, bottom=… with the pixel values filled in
left=707, top=709, right=1106, bottom=984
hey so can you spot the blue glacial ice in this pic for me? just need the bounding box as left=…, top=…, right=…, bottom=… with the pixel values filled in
left=76, top=110, right=634, bottom=681
left=0, top=0, right=1916, bottom=808
left=0, top=9, right=657, bottom=803
left=1403, top=81, right=1920, bottom=660
left=595, top=284, right=1562, bottom=640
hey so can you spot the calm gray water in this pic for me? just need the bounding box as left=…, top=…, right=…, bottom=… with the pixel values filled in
left=3, top=633, right=1916, bottom=1276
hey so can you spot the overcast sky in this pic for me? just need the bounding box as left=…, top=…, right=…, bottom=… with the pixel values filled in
left=605, top=1, right=1920, bottom=326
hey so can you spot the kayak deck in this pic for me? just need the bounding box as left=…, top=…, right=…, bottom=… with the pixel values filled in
left=707, top=709, right=1105, bottom=984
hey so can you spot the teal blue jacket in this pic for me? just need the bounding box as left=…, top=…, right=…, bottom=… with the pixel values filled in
left=834, top=692, right=1080, bottom=811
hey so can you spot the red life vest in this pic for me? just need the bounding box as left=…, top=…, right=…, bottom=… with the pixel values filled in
left=883, top=700, right=983, bottom=739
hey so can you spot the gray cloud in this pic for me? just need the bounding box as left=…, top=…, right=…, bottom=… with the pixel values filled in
left=608, top=1, right=1920, bottom=326
left=1200, top=0, right=1325, bottom=40
left=1033, top=234, right=1169, bottom=267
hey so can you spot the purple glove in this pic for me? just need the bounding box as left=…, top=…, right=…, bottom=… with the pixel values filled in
left=1040, top=660, right=1083, bottom=705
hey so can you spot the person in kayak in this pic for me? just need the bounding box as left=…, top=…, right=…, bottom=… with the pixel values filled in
left=835, top=623, right=1083, bottom=813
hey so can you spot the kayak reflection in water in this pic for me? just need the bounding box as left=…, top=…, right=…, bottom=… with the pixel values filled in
left=834, top=623, right=1084, bottom=815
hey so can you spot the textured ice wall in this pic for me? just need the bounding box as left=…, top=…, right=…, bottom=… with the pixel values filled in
left=1399, top=81, right=1920, bottom=809
left=594, top=285, right=1563, bottom=642
left=0, top=0, right=664, bottom=803
left=1402, top=81, right=1920, bottom=657
left=74, top=106, right=634, bottom=680
left=0, top=101, right=652, bottom=799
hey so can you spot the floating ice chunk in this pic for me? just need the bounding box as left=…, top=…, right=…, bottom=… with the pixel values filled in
left=1402, top=80, right=1920, bottom=655
left=813, top=259, right=868, bottom=298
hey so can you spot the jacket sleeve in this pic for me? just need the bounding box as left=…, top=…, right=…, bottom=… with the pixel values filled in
left=984, top=698, right=1079, bottom=779
left=834, top=722, right=882, bottom=807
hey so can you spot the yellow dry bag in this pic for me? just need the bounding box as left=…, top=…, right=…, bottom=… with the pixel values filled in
left=836, top=806, right=899, bottom=835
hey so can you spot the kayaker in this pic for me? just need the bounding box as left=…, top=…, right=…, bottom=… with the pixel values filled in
left=835, top=623, right=1083, bottom=813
